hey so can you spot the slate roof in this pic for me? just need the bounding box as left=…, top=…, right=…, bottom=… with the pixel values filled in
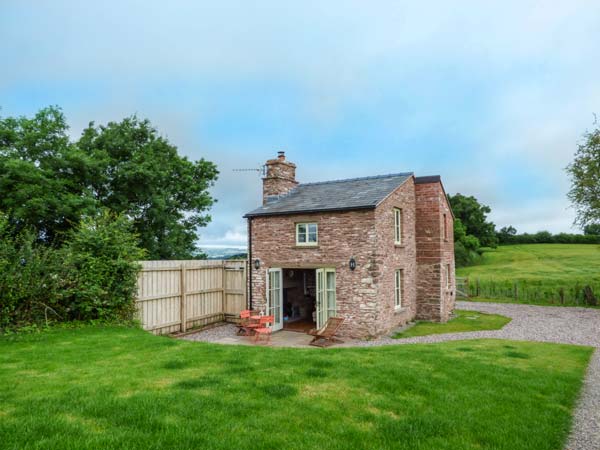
left=244, top=172, right=414, bottom=217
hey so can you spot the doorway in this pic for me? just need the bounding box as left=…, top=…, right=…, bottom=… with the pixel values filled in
left=267, top=267, right=336, bottom=333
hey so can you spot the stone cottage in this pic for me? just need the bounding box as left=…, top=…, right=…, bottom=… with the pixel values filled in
left=244, top=152, right=455, bottom=338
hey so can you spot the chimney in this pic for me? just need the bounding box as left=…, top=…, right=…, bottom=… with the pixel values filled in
left=262, top=151, right=298, bottom=205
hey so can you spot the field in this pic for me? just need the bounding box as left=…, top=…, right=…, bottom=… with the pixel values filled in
left=393, top=310, right=511, bottom=339
left=457, top=244, right=600, bottom=306
left=0, top=325, right=592, bottom=450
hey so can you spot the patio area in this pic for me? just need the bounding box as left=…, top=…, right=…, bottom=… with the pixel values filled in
left=181, top=323, right=321, bottom=347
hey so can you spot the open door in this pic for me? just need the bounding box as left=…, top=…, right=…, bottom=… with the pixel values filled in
left=267, top=268, right=283, bottom=331
left=316, top=268, right=336, bottom=329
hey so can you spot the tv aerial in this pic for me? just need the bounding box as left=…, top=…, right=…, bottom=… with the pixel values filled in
left=232, top=165, right=267, bottom=177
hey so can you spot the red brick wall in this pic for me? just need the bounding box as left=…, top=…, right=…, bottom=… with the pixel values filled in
left=414, top=181, right=455, bottom=321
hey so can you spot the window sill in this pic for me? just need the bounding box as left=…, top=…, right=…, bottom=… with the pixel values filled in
left=394, top=306, right=409, bottom=314
left=294, top=245, right=319, bottom=249
left=394, top=244, right=406, bottom=249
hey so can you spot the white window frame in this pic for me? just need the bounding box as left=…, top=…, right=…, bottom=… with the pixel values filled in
left=394, top=269, right=403, bottom=309
left=446, top=264, right=451, bottom=289
left=394, top=208, right=402, bottom=245
left=443, top=213, right=448, bottom=241
left=296, top=222, right=318, bottom=246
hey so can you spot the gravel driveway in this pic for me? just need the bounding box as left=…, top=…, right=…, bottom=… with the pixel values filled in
left=183, top=301, right=600, bottom=450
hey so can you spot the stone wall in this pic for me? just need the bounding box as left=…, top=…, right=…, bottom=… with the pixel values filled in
left=249, top=208, right=382, bottom=338
left=414, top=180, right=455, bottom=321
left=373, top=177, right=417, bottom=333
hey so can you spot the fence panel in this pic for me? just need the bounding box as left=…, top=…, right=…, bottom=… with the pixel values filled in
left=136, top=260, right=247, bottom=335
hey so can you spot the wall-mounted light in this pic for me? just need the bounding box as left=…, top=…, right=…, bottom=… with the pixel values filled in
left=349, top=257, right=356, bottom=271
left=254, top=259, right=260, bottom=270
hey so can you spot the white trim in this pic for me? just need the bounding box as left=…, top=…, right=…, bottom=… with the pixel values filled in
left=394, top=269, right=404, bottom=309
left=296, top=222, right=318, bottom=246
left=394, top=208, right=402, bottom=245
left=267, top=268, right=283, bottom=331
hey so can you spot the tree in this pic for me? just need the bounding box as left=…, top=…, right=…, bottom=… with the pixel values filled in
left=583, top=223, right=600, bottom=236
left=77, top=116, right=218, bottom=259
left=497, top=225, right=517, bottom=244
left=447, top=193, right=498, bottom=247
left=567, top=127, right=600, bottom=227
left=0, top=107, right=95, bottom=244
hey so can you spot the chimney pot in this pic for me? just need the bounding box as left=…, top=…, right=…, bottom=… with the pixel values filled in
left=277, top=151, right=285, bottom=160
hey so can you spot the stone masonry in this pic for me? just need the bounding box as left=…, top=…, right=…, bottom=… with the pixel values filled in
left=415, top=178, right=455, bottom=322
left=247, top=154, right=455, bottom=338
left=262, top=151, right=298, bottom=205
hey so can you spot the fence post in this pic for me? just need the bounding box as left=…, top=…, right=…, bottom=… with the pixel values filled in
left=513, top=282, right=518, bottom=302
left=476, top=278, right=480, bottom=297
left=180, top=264, right=187, bottom=333
left=222, top=261, right=226, bottom=321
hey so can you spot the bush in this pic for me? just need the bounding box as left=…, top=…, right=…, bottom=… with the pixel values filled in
left=60, top=211, right=146, bottom=322
left=0, top=215, right=63, bottom=329
left=0, top=211, right=145, bottom=331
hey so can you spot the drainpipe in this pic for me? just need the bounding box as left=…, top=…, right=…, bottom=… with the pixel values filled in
left=248, top=217, right=253, bottom=310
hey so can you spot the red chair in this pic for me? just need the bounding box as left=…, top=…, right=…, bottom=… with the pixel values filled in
left=253, top=315, right=274, bottom=344
left=236, top=310, right=261, bottom=336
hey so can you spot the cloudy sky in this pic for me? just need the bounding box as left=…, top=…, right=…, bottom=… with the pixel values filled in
left=2, top=1, right=600, bottom=248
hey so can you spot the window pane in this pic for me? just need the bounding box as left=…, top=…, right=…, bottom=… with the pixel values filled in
left=308, top=223, right=317, bottom=234
left=297, top=224, right=306, bottom=233
left=308, top=232, right=317, bottom=242
left=298, top=232, right=306, bottom=243
left=326, top=271, right=335, bottom=290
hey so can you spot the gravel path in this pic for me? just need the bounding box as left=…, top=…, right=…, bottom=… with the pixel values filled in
left=183, top=301, right=600, bottom=450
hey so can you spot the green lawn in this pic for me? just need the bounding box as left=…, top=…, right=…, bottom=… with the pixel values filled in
left=457, top=244, right=600, bottom=306
left=393, top=310, right=511, bottom=339
left=0, top=326, right=592, bottom=450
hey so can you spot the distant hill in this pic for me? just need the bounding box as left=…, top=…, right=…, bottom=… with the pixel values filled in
left=201, top=247, right=248, bottom=260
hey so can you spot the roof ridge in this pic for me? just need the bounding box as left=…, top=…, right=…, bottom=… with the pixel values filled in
left=300, top=172, right=414, bottom=187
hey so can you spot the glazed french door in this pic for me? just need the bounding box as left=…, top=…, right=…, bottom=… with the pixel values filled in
left=316, top=268, right=336, bottom=329
left=266, top=268, right=283, bottom=331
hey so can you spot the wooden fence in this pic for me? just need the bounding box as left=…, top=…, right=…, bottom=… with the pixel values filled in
left=136, top=260, right=247, bottom=335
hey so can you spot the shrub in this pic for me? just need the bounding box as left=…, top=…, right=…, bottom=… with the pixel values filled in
left=60, top=211, right=146, bottom=322
left=0, top=211, right=145, bottom=331
left=0, top=214, right=63, bottom=329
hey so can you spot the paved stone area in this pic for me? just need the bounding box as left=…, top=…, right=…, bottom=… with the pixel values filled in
left=182, top=301, right=600, bottom=450
left=183, top=325, right=315, bottom=347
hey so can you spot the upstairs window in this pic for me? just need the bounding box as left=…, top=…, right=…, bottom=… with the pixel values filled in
left=446, top=264, right=451, bottom=288
left=443, top=213, right=448, bottom=240
left=296, top=223, right=318, bottom=246
left=394, top=208, right=402, bottom=245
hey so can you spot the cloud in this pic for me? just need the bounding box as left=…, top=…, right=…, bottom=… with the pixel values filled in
left=2, top=0, right=599, bottom=242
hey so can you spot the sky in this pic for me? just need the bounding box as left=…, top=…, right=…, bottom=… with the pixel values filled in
left=2, top=1, right=600, bottom=248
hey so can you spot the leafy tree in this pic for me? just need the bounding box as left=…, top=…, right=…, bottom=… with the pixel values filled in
left=453, top=218, right=482, bottom=267
left=567, top=127, right=600, bottom=227
left=448, top=193, right=498, bottom=247
left=583, top=223, right=600, bottom=236
left=78, top=116, right=218, bottom=259
left=497, top=225, right=517, bottom=244
left=0, top=107, right=95, bottom=244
